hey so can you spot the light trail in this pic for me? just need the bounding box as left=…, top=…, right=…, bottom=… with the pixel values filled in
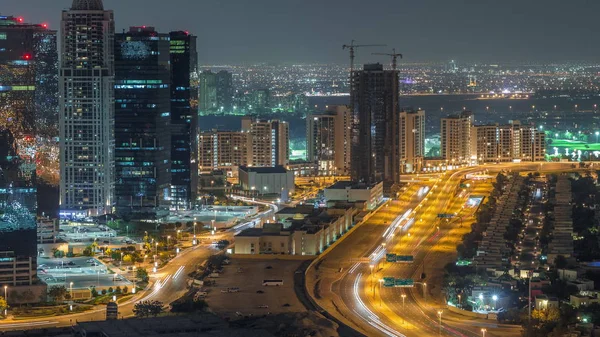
left=352, top=273, right=407, bottom=337
left=173, top=266, right=185, bottom=279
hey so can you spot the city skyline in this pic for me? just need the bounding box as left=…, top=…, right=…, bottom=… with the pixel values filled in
left=2, top=0, right=600, bottom=64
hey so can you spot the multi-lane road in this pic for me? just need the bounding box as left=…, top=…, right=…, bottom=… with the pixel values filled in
left=308, top=162, right=573, bottom=337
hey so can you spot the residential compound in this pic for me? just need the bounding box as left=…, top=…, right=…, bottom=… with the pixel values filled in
left=441, top=111, right=545, bottom=165
left=547, top=175, right=574, bottom=263
left=234, top=206, right=356, bottom=255
left=198, top=117, right=289, bottom=177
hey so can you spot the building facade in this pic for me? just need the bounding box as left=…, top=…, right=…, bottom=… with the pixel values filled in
left=306, top=105, right=351, bottom=176
left=238, top=165, right=294, bottom=196
left=323, top=181, right=383, bottom=210
left=351, top=64, right=400, bottom=185
left=169, top=31, right=197, bottom=210
left=0, top=15, right=58, bottom=136
left=472, top=121, right=546, bottom=163
left=440, top=111, right=474, bottom=165
left=241, top=117, right=289, bottom=167
left=114, top=27, right=171, bottom=215
left=399, top=110, right=425, bottom=173
left=198, top=130, right=248, bottom=176
left=59, top=0, right=115, bottom=217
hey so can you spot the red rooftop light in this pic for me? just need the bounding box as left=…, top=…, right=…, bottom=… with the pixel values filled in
left=17, top=17, right=24, bottom=23
left=23, top=53, right=31, bottom=60
left=42, top=23, right=48, bottom=28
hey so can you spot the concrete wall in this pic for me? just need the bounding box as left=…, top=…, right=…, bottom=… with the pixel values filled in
left=447, top=305, right=488, bottom=319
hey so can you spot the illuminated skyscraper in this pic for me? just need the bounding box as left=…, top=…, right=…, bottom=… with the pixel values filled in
left=0, top=15, right=58, bottom=137
left=169, top=31, right=197, bottom=210
left=114, top=27, right=171, bottom=215
left=59, top=0, right=115, bottom=217
left=350, top=63, right=400, bottom=185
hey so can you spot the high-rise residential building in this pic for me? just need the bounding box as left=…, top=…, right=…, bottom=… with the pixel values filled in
left=114, top=27, right=171, bottom=215
left=0, top=15, right=58, bottom=136
left=351, top=64, right=399, bottom=185
left=399, top=110, right=425, bottom=173
left=198, top=70, right=217, bottom=113
left=215, top=70, right=233, bottom=113
left=440, top=111, right=474, bottom=165
left=169, top=31, right=197, bottom=210
left=242, top=117, right=289, bottom=167
left=307, top=105, right=351, bottom=176
left=0, top=128, right=38, bottom=287
left=59, top=0, right=115, bottom=217
left=198, top=70, right=232, bottom=115
left=472, top=121, right=545, bottom=163
left=198, top=130, right=249, bottom=176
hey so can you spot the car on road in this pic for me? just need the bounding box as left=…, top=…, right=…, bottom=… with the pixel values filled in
left=67, top=261, right=76, bottom=266
left=257, top=305, right=269, bottom=309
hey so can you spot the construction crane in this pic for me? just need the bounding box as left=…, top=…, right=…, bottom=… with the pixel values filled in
left=343, top=40, right=387, bottom=77
left=372, top=48, right=403, bottom=71
left=343, top=40, right=386, bottom=109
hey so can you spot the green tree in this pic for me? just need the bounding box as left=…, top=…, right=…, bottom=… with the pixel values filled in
left=108, top=287, right=113, bottom=293
left=122, top=286, right=128, bottom=294
left=122, top=254, right=133, bottom=264
left=133, top=300, right=163, bottom=318
left=91, top=288, right=99, bottom=297
left=48, top=285, right=68, bottom=303
left=115, top=286, right=122, bottom=294
left=53, top=249, right=65, bottom=258
left=83, top=246, right=94, bottom=257
left=0, top=296, right=7, bottom=314
left=136, top=268, right=149, bottom=282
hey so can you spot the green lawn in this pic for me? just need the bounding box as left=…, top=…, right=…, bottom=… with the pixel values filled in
left=549, top=139, right=600, bottom=151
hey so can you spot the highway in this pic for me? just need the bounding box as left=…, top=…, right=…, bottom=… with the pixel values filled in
left=0, top=236, right=222, bottom=331
left=308, top=162, right=573, bottom=337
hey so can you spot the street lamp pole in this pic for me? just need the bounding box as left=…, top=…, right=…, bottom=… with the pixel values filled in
left=378, top=279, right=383, bottom=307
left=69, top=282, right=73, bottom=299
left=437, top=310, right=443, bottom=335
left=481, top=328, right=487, bottom=337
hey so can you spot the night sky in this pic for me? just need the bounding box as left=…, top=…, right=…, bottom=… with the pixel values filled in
left=3, top=0, right=599, bottom=64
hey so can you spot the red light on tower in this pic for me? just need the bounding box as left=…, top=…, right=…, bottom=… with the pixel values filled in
left=17, top=17, right=24, bottom=23
left=23, top=53, right=32, bottom=60
left=42, top=23, right=48, bottom=29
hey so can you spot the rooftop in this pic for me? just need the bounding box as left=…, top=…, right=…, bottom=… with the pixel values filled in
left=239, top=165, right=288, bottom=174
left=327, top=180, right=377, bottom=190
left=71, top=0, right=104, bottom=10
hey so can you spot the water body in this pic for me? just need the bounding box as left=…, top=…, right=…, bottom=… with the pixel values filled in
left=199, top=95, right=600, bottom=143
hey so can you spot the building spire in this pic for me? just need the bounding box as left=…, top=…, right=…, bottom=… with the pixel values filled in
left=71, top=0, right=104, bottom=10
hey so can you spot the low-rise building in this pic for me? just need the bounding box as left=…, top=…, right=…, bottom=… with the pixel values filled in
left=235, top=206, right=356, bottom=256
left=238, top=165, right=295, bottom=197
left=323, top=181, right=383, bottom=210
left=535, top=294, right=559, bottom=310
left=570, top=293, right=600, bottom=308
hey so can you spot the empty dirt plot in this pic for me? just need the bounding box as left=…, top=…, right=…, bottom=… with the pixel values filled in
left=204, top=257, right=306, bottom=318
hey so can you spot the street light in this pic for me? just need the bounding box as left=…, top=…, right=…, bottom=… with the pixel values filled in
left=458, top=294, right=461, bottom=307
left=481, top=328, right=487, bottom=337
left=437, top=310, right=443, bottom=335
left=369, top=264, right=375, bottom=294
left=401, top=294, right=406, bottom=308
left=492, top=295, right=498, bottom=310
left=3, top=285, right=7, bottom=316
left=69, top=282, right=74, bottom=299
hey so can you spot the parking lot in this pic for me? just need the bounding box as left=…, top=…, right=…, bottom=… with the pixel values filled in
left=38, top=257, right=132, bottom=289
left=203, top=258, right=305, bottom=318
